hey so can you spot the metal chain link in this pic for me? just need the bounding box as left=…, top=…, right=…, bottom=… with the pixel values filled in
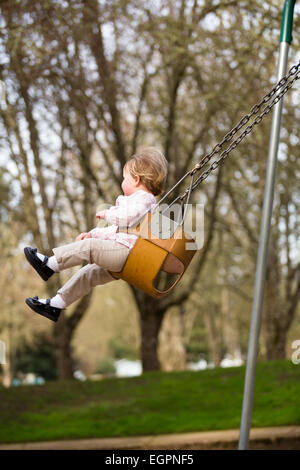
left=177, top=60, right=300, bottom=200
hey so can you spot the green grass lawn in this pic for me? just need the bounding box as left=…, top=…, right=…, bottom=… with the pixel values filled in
left=0, top=360, right=299, bottom=444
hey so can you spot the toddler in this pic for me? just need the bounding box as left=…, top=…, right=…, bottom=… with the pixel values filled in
left=24, top=147, right=168, bottom=322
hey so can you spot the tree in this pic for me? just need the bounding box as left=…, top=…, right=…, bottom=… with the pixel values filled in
left=0, top=0, right=228, bottom=374
left=1, top=0, right=298, bottom=377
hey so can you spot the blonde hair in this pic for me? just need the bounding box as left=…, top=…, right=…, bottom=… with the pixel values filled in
left=125, top=147, right=168, bottom=196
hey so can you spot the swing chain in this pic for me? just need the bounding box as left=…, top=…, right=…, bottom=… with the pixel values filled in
left=183, top=60, right=300, bottom=196
left=157, top=60, right=300, bottom=209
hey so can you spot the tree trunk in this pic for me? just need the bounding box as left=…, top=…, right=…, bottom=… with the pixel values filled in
left=1, top=334, right=11, bottom=388
left=53, top=292, right=93, bottom=379
left=262, top=240, right=287, bottom=360
left=222, top=287, right=241, bottom=360
left=158, top=306, right=187, bottom=371
left=54, top=318, right=74, bottom=380
left=264, top=326, right=287, bottom=360
left=203, top=309, right=222, bottom=366
left=263, top=299, right=288, bottom=360
left=139, top=299, right=164, bottom=371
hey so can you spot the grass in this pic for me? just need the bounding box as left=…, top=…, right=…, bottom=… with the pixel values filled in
left=0, top=360, right=299, bottom=444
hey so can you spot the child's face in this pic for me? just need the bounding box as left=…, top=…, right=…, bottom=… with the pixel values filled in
left=121, top=166, right=139, bottom=196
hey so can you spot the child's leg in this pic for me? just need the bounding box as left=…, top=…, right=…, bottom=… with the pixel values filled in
left=52, top=238, right=130, bottom=272
left=25, top=264, right=117, bottom=322
left=25, top=240, right=130, bottom=321
left=57, top=263, right=117, bottom=307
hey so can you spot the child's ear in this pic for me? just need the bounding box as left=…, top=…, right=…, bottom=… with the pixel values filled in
left=134, top=175, right=140, bottom=186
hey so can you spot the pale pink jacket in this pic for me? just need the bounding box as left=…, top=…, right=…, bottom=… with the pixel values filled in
left=89, top=190, right=156, bottom=250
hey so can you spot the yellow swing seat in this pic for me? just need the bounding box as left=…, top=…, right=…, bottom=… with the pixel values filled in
left=109, top=212, right=197, bottom=299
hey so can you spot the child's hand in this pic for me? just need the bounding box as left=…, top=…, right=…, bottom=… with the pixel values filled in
left=96, top=210, right=106, bottom=219
left=76, top=232, right=92, bottom=241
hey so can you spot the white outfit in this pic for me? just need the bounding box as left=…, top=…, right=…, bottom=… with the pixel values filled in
left=54, top=190, right=156, bottom=306
left=89, top=190, right=156, bottom=249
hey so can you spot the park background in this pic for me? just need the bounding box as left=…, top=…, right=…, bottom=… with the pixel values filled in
left=0, top=0, right=299, bottom=446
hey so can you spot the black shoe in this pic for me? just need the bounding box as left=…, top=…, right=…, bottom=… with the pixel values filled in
left=24, top=247, right=55, bottom=281
left=25, top=296, right=62, bottom=322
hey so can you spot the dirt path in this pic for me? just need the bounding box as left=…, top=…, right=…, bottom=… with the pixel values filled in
left=1, top=426, right=299, bottom=450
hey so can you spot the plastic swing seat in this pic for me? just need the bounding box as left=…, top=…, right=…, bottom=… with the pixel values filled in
left=109, top=211, right=197, bottom=299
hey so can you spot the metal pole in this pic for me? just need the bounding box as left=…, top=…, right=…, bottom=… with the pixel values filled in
left=238, top=0, right=296, bottom=451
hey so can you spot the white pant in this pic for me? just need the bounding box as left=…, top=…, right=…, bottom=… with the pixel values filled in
left=52, top=238, right=130, bottom=306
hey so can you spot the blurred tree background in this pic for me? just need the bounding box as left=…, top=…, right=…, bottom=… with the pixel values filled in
left=0, top=0, right=299, bottom=384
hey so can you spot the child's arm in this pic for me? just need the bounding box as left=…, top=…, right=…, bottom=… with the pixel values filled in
left=96, top=194, right=155, bottom=227
left=76, top=232, right=92, bottom=241
left=88, top=224, right=116, bottom=238
left=96, top=210, right=107, bottom=220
